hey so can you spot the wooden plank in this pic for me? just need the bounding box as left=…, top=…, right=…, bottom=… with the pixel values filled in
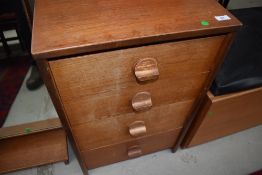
left=0, top=129, right=68, bottom=174
left=183, top=87, right=262, bottom=147
left=0, top=118, right=62, bottom=139
left=31, top=0, right=241, bottom=59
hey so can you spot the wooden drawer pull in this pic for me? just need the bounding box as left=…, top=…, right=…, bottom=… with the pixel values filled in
left=134, top=58, right=159, bottom=82
left=132, top=92, right=152, bottom=112
left=129, top=121, right=147, bottom=137
left=128, top=145, right=142, bottom=158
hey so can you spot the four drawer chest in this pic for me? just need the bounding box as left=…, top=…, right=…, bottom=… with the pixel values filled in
left=31, top=0, right=241, bottom=174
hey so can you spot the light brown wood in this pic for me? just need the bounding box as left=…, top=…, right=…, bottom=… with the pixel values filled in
left=132, top=92, right=152, bottom=112
left=72, top=100, right=193, bottom=151
left=129, top=121, right=147, bottom=137
left=64, top=73, right=209, bottom=126
left=0, top=129, right=68, bottom=174
left=182, top=87, right=262, bottom=147
left=173, top=33, right=236, bottom=152
left=36, top=60, right=89, bottom=174
left=134, top=58, right=159, bottom=82
left=127, top=145, right=142, bottom=158
left=49, top=36, right=224, bottom=126
left=82, top=129, right=180, bottom=169
left=0, top=118, right=61, bottom=139
left=31, top=0, right=241, bottom=59
left=50, top=36, right=223, bottom=101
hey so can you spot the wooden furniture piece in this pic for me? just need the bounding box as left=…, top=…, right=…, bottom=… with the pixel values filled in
left=0, top=118, right=68, bottom=174
left=31, top=0, right=241, bottom=174
left=181, top=87, right=262, bottom=148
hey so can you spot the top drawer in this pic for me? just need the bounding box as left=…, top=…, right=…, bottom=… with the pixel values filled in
left=49, top=36, right=225, bottom=125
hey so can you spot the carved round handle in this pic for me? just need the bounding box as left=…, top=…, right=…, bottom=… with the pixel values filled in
left=128, top=145, right=142, bottom=158
left=134, top=58, right=159, bottom=82
left=132, top=92, right=152, bottom=112
left=129, top=121, right=147, bottom=137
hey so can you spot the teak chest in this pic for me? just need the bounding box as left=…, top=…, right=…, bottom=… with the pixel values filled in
left=32, top=0, right=241, bottom=174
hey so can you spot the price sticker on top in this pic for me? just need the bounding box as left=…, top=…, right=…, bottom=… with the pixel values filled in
left=215, top=15, right=231, bottom=21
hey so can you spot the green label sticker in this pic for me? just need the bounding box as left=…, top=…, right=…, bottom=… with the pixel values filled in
left=208, top=111, right=213, bottom=117
left=24, top=128, right=31, bottom=134
left=201, top=20, right=209, bottom=26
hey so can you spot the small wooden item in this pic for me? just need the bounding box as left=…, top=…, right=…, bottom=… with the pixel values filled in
left=182, top=87, right=262, bottom=147
left=134, top=58, right=159, bottom=82
left=0, top=118, right=68, bottom=174
left=127, top=145, right=143, bottom=158
left=132, top=92, right=152, bottom=112
left=129, top=121, right=147, bottom=137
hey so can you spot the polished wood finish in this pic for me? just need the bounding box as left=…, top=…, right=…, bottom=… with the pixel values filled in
left=172, top=33, right=236, bottom=152
left=36, top=59, right=89, bottom=174
left=127, top=145, right=143, bottom=158
left=132, top=92, right=152, bottom=112
left=129, top=121, right=147, bottom=137
left=49, top=36, right=224, bottom=126
left=31, top=0, right=241, bottom=59
left=82, top=129, right=180, bottom=169
left=0, top=128, right=68, bottom=174
left=32, top=0, right=241, bottom=173
left=0, top=118, right=61, bottom=139
left=60, top=73, right=208, bottom=126
left=182, top=87, right=262, bottom=147
left=134, top=58, right=159, bottom=82
left=72, top=100, right=193, bottom=151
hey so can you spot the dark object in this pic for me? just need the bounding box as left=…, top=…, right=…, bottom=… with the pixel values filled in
left=211, top=7, right=262, bottom=95
left=0, top=56, right=31, bottom=127
left=218, top=0, right=230, bottom=8
left=250, top=169, right=262, bottom=175
left=26, top=64, right=43, bottom=90
left=0, top=0, right=31, bottom=57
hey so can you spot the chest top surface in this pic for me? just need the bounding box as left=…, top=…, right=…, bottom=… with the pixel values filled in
left=32, top=0, right=241, bottom=59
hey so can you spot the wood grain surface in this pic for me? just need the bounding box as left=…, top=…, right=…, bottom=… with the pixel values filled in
left=173, top=33, right=236, bottom=151
left=0, top=118, right=62, bottom=139
left=0, top=129, right=68, bottom=174
left=49, top=36, right=224, bottom=125
left=72, top=100, right=193, bottom=150
left=31, top=0, right=241, bottom=59
left=82, top=129, right=181, bottom=169
left=36, top=60, right=89, bottom=174
left=32, top=0, right=242, bottom=172
left=182, top=87, right=262, bottom=147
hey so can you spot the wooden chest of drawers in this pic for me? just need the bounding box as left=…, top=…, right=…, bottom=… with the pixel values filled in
left=31, top=0, right=241, bottom=174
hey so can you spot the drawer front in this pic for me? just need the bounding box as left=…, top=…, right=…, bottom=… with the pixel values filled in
left=73, top=100, right=194, bottom=151
left=82, top=129, right=181, bottom=169
left=50, top=36, right=225, bottom=125
left=64, top=73, right=208, bottom=125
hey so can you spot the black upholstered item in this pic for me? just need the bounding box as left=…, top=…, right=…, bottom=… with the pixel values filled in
left=211, top=7, right=262, bottom=96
